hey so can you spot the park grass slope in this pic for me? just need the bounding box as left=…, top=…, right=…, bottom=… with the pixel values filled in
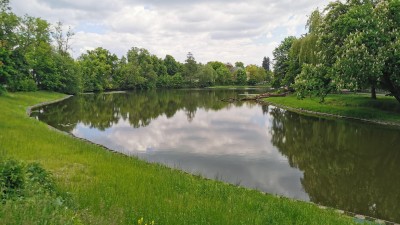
left=0, top=91, right=360, bottom=225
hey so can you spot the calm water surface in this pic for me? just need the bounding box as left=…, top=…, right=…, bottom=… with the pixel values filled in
left=31, top=89, right=400, bottom=222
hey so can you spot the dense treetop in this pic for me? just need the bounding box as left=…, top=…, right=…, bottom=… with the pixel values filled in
left=273, top=0, right=400, bottom=103
left=0, top=0, right=271, bottom=95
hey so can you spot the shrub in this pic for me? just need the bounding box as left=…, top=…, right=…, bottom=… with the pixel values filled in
left=0, top=159, right=56, bottom=201
left=0, top=159, right=25, bottom=200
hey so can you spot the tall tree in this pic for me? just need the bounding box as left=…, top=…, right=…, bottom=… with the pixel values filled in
left=79, top=47, right=118, bottom=92
left=295, top=0, right=400, bottom=102
left=215, top=65, right=232, bottom=85
left=246, top=65, right=266, bottom=86
left=272, top=36, right=297, bottom=88
left=196, top=64, right=215, bottom=87
left=183, top=52, right=197, bottom=85
left=235, top=68, right=247, bottom=85
left=262, top=57, right=270, bottom=72
left=0, top=0, right=20, bottom=93
left=164, top=54, right=180, bottom=76
left=235, top=61, right=245, bottom=69
left=51, top=21, right=74, bottom=55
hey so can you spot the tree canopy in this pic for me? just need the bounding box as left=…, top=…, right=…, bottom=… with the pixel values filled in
left=273, top=0, right=400, bottom=103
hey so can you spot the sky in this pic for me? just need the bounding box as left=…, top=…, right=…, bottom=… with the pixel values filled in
left=11, top=0, right=331, bottom=66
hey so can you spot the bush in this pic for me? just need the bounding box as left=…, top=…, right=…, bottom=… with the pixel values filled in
left=0, top=159, right=25, bottom=200
left=0, top=85, right=6, bottom=95
left=0, top=159, right=56, bottom=201
left=0, top=159, right=76, bottom=224
left=247, top=78, right=258, bottom=86
left=20, top=79, right=38, bottom=92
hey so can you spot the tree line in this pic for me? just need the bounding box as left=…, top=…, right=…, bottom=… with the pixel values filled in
left=0, top=0, right=272, bottom=95
left=272, top=0, right=400, bottom=103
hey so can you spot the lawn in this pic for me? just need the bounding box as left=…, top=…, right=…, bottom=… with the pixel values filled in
left=264, top=94, right=400, bottom=125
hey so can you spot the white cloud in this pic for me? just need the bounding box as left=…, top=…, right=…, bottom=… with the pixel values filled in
left=10, top=0, right=331, bottom=65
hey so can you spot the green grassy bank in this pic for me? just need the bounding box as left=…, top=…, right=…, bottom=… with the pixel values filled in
left=0, top=91, right=360, bottom=224
left=264, top=94, right=400, bottom=125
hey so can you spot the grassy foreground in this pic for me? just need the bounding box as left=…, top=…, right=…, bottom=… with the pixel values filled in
left=0, top=91, right=360, bottom=225
left=264, top=94, right=400, bottom=125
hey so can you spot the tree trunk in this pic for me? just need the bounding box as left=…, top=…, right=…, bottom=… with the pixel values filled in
left=371, top=85, right=377, bottom=99
left=381, top=73, right=400, bottom=104
left=394, top=93, right=400, bottom=103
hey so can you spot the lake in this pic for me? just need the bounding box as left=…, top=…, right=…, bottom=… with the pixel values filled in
left=31, top=89, right=400, bottom=223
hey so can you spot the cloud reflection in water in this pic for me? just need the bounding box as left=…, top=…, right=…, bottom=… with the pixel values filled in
left=72, top=103, right=308, bottom=200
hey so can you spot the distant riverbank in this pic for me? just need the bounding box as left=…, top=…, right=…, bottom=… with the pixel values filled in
left=263, top=94, right=400, bottom=127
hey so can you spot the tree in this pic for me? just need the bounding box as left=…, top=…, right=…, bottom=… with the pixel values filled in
left=235, top=68, right=247, bottom=85
left=51, top=21, right=74, bottom=55
left=22, top=17, right=60, bottom=91
left=272, top=36, right=297, bottom=87
left=246, top=65, right=266, bottom=86
left=196, top=64, right=216, bottom=87
left=235, top=62, right=245, bottom=69
left=53, top=52, right=81, bottom=94
left=183, top=52, right=197, bottom=85
left=286, top=33, right=318, bottom=89
left=79, top=47, right=118, bottom=92
left=164, top=54, right=180, bottom=76
left=215, top=65, right=232, bottom=85
left=262, top=57, right=270, bottom=72
left=0, top=0, right=33, bottom=93
left=295, top=0, right=400, bottom=102
left=293, top=64, right=335, bottom=102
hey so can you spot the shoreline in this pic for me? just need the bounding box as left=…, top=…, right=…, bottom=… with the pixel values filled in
left=260, top=98, right=400, bottom=128
left=26, top=94, right=74, bottom=116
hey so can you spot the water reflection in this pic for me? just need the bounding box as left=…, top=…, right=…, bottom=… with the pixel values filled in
left=31, top=89, right=400, bottom=222
left=269, top=107, right=400, bottom=222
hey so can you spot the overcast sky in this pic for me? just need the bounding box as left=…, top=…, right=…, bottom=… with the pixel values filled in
left=11, top=0, right=331, bottom=65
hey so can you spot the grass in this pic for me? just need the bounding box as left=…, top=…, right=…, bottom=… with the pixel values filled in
left=0, top=91, right=361, bottom=224
left=0, top=159, right=79, bottom=225
left=264, top=93, right=400, bottom=125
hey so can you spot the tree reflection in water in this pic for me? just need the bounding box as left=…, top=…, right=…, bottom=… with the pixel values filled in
left=268, top=107, right=400, bottom=222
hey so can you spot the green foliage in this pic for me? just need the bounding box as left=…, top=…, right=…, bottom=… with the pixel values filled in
left=235, top=68, right=247, bottom=85
left=1, top=0, right=260, bottom=93
left=0, top=85, right=5, bottom=95
left=284, top=0, right=400, bottom=103
left=79, top=47, right=118, bottom=92
left=54, top=53, right=81, bottom=94
left=272, top=36, right=297, bottom=87
left=156, top=73, right=184, bottom=88
left=164, top=54, right=181, bottom=76
left=0, top=159, right=25, bottom=200
left=215, top=65, right=232, bottom=85
left=196, top=64, right=216, bottom=87
left=246, top=65, right=266, bottom=86
left=234, top=61, right=245, bottom=69
left=0, top=158, right=77, bottom=225
left=285, top=34, right=319, bottom=90
left=294, top=64, right=335, bottom=102
left=0, top=159, right=56, bottom=201
left=183, top=52, right=198, bottom=84
left=262, top=57, right=270, bottom=72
